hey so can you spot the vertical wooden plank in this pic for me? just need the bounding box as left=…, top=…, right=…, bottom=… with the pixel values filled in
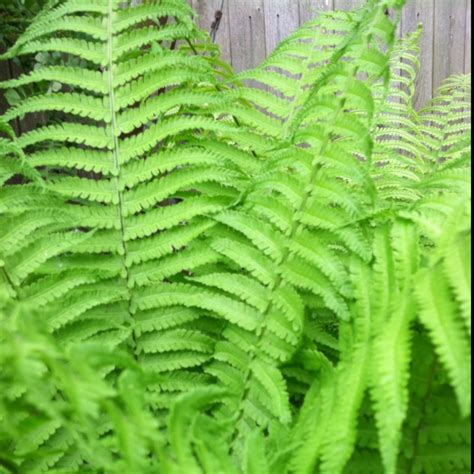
left=334, top=0, right=364, bottom=10
left=264, top=0, right=300, bottom=55
left=433, top=0, right=467, bottom=94
left=227, top=0, right=267, bottom=73
left=402, top=0, right=434, bottom=110
left=465, top=0, right=471, bottom=73
left=191, top=0, right=232, bottom=63
left=298, top=0, right=334, bottom=26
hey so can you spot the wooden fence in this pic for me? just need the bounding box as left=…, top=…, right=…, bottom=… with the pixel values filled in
left=190, top=0, right=472, bottom=109
left=0, top=0, right=471, bottom=119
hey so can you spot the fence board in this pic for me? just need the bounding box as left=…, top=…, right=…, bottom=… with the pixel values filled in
left=191, top=0, right=232, bottom=63
left=264, top=0, right=300, bottom=55
left=433, top=0, right=467, bottom=94
left=0, top=0, right=471, bottom=117
left=465, top=0, right=471, bottom=73
left=402, top=0, right=434, bottom=110
left=333, top=0, right=364, bottom=10
left=226, top=0, right=268, bottom=94
left=298, top=0, right=334, bottom=25
left=227, top=0, right=267, bottom=74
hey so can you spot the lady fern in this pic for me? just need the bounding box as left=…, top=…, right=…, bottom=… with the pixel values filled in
left=0, top=0, right=471, bottom=473
left=0, top=0, right=253, bottom=387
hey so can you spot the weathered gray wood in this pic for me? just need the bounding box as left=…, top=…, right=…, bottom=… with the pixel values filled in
left=298, top=0, right=334, bottom=26
left=465, top=0, right=471, bottom=73
left=227, top=0, right=267, bottom=73
left=333, top=0, right=364, bottom=10
left=1, top=0, right=471, bottom=113
left=402, top=0, right=434, bottom=110
left=264, top=0, right=300, bottom=55
left=433, top=0, right=467, bottom=94
left=191, top=0, right=232, bottom=63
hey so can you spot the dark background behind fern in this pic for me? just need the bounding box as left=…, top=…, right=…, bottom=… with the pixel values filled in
left=0, top=0, right=49, bottom=133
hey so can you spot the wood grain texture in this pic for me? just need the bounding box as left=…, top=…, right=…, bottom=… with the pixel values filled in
left=264, top=0, right=300, bottom=54
left=433, top=0, right=467, bottom=94
left=402, top=0, right=434, bottom=110
left=191, top=0, right=232, bottom=62
left=333, top=0, right=364, bottom=10
left=465, top=0, right=471, bottom=73
left=227, top=0, right=267, bottom=73
left=1, top=1, right=471, bottom=113
left=298, top=0, right=334, bottom=25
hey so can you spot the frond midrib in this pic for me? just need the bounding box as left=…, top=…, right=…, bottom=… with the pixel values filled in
left=105, top=0, right=135, bottom=346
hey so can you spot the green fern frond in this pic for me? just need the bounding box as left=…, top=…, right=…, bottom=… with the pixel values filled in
left=0, top=0, right=471, bottom=472
left=0, top=5, right=253, bottom=468
left=397, top=335, right=471, bottom=474
left=416, top=267, right=470, bottom=417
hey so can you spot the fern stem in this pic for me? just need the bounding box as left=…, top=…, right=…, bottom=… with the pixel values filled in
left=106, top=0, right=138, bottom=354
left=230, top=86, right=350, bottom=452
left=283, top=1, right=367, bottom=140
left=229, top=120, right=337, bottom=451
left=229, top=1, right=404, bottom=451
left=429, top=92, right=456, bottom=172
left=0, top=266, right=16, bottom=295
left=184, top=37, right=258, bottom=159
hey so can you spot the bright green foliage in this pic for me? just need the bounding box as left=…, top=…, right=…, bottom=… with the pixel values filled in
left=0, top=0, right=471, bottom=473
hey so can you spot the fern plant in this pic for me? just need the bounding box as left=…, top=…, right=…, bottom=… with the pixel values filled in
left=0, top=0, right=471, bottom=473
